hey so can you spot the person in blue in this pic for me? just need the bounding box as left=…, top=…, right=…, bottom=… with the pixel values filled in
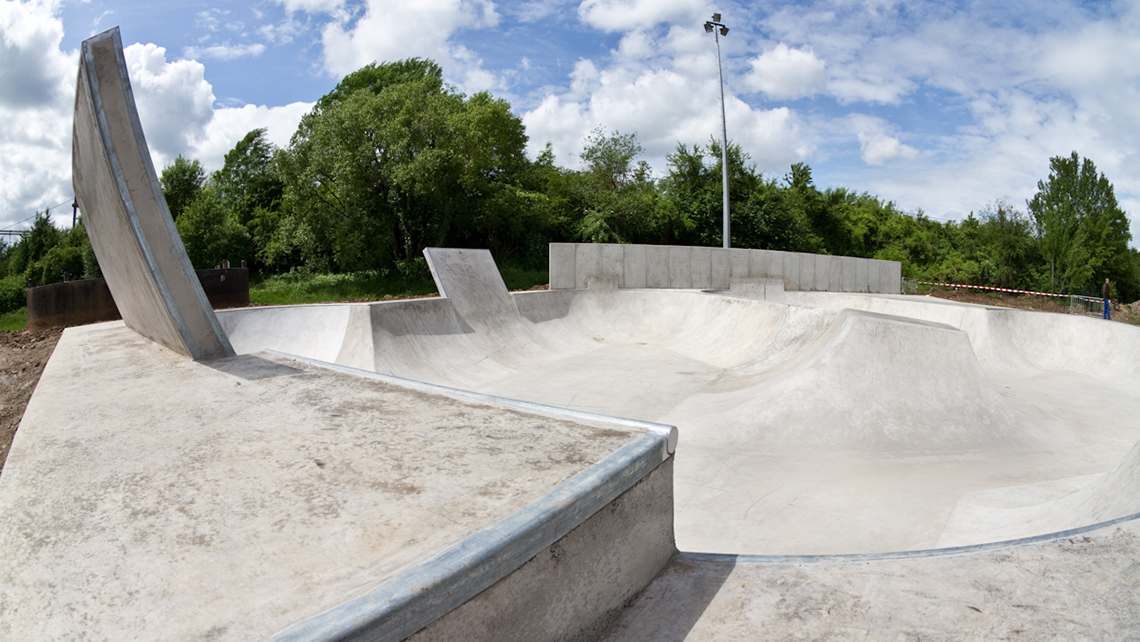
left=1103, top=278, right=1112, bottom=320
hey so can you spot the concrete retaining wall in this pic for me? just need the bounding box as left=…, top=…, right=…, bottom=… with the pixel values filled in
left=550, top=243, right=902, bottom=294
left=27, top=269, right=249, bottom=330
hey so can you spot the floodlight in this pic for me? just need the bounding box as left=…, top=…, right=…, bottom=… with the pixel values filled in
left=704, top=22, right=714, bottom=33
left=720, top=26, right=729, bottom=36
left=712, top=13, right=721, bottom=22
left=702, top=12, right=732, bottom=248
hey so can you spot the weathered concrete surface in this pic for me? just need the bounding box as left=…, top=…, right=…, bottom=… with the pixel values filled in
left=0, top=322, right=647, bottom=641
left=408, top=459, right=675, bottom=642
left=599, top=519, right=1140, bottom=641
left=221, top=283, right=1140, bottom=556
left=72, top=27, right=231, bottom=360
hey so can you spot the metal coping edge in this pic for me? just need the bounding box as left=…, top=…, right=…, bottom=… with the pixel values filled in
left=265, top=351, right=677, bottom=455
left=677, top=509, right=1140, bottom=566
left=264, top=356, right=671, bottom=642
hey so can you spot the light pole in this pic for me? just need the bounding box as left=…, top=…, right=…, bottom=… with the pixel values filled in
left=704, top=13, right=730, bottom=248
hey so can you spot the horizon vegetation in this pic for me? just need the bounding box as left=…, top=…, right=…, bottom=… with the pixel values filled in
left=0, top=57, right=1137, bottom=330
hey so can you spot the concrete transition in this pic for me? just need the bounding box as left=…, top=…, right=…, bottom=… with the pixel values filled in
left=72, top=26, right=232, bottom=360
left=2, top=25, right=1138, bottom=640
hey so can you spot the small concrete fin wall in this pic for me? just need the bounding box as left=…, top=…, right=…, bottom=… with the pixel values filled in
left=550, top=242, right=902, bottom=294
left=72, top=26, right=233, bottom=360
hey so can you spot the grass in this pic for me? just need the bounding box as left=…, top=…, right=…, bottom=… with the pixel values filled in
left=0, top=308, right=27, bottom=332
left=249, top=266, right=549, bottom=306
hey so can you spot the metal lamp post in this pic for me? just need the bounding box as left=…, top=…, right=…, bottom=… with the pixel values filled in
left=704, top=13, right=730, bottom=248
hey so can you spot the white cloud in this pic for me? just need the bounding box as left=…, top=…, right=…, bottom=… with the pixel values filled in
left=845, top=114, right=918, bottom=166
left=523, top=27, right=805, bottom=175
left=319, top=0, right=500, bottom=91
left=745, top=43, right=827, bottom=100
left=186, top=102, right=312, bottom=172
left=182, top=43, right=267, bottom=61
left=123, top=43, right=216, bottom=163
left=577, top=0, right=704, bottom=32
left=271, top=0, right=346, bottom=16
left=0, top=0, right=75, bottom=227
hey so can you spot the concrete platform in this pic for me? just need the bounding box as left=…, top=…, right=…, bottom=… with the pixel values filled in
left=0, top=322, right=672, bottom=640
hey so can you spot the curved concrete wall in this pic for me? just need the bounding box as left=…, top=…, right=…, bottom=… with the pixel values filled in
left=550, top=242, right=902, bottom=294
left=72, top=27, right=232, bottom=360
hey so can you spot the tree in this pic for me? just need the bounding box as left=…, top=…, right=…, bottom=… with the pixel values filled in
left=573, top=128, right=661, bottom=244
left=1028, top=152, right=1131, bottom=294
left=160, top=156, right=205, bottom=220
left=277, top=59, right=534, bottom=272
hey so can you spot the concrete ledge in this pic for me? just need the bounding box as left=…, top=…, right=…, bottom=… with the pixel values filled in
left=267, top=357, right=676, bottom=642
left=551, top=243, right=900, bottom=294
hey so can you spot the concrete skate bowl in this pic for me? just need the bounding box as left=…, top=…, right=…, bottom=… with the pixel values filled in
left=218, top=265, right=1140, bottom=557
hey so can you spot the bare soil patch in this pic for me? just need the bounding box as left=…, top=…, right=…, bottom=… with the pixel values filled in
left=0, top=327, right=64, bottom=472
left=925, top=288, right=1140, bottom=325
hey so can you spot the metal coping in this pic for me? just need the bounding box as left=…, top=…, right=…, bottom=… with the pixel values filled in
left=264, top=353, right=673, bottom=642
left=678, top=509, right=1140, bottom=565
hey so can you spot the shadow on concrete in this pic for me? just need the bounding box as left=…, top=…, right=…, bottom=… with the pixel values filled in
left=598, top=553, right=736, bottom=641
left=206, top=354, right=303, bottom=381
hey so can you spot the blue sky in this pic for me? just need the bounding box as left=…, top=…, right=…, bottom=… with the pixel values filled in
left=3, top=0, right=1139, bottom=247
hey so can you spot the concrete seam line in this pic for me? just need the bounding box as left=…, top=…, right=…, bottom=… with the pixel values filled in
left=267, top=351, right=678, bottom=456
left=265, top=427, right=668, bottom=641
left=676, top=510, right=1140, bottom=565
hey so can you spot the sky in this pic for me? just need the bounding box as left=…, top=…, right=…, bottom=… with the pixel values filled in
left=2, top=0, right=1139, bottom=246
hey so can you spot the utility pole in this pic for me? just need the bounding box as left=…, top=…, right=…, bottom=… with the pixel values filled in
left=704, top=13, right=731, bottom=248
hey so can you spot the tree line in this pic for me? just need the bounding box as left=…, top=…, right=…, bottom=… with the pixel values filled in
left=2, top=57, right=1137, bottom=306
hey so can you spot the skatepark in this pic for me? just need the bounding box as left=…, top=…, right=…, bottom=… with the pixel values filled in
left=1, top=26, right=1138, bottom=641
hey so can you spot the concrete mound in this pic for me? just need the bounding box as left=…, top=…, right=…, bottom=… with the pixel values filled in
left=661, top=309, right=1062, bottom=453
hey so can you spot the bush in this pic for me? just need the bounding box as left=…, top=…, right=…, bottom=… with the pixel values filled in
left=33, top=245, right=85, bottom=285
left=0, top=274, right=26, bottom=314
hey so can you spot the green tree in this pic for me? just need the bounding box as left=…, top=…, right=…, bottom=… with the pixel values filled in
left=160, top=155, right=206, bottom=220
left=1028, top=152, right=1132, bottom=294
left=277, top=59, right=534, bottom=272
left=176, top=189, right=251, bottom=269
left=573, top=128, right=661, bottom=244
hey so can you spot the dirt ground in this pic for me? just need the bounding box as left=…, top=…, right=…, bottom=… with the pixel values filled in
left=0, top=285, right=1133, bottom=475
left=0, top=327, right=64, bottom=473
left=925, top=288, right=1140, bottom=324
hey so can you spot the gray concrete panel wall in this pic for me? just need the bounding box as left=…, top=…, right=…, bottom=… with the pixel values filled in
left=883, top=261, right=902, bottom=295
left=668, top=246, right=692, bottom=288
left=548, top=244, right=900, bottom=294
left=549, top=243, right=576, bottom=290
left=783, top=252, right=802, bottom=291
left=814, top=254, right=831, bottom=292
left=729, top=248, right=750, bottom=282
left=828, top=256, right=843, bottom=293
left=865, top=260, right=882, bottom=294
left=624, top=244, right=647, bottom=289
left=855, top=258, right=870, bottom=293
left=710, top=248, right=730, bottom=289
left=840, top=257, right=858, bottom=292
left=72, top=27, right=232, bottom=361
left=690, top=247, right=713, bottom=290
left=574, top=243, right=603, bottom=290
left=645, top=245, right=670, bottom=288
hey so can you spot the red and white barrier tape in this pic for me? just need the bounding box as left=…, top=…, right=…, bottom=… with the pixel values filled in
left=915, top=281, right=1104, bottom=302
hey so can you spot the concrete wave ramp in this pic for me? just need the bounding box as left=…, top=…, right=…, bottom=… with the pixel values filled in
left=218, top=248, right=1140, bottom=555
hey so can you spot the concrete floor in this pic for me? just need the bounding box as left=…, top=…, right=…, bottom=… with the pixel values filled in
left=6, top=273, right=1140, bottom=639
left=221, top=287, right=1140, bottom=556
left=0, top=322, right=648, bottom=640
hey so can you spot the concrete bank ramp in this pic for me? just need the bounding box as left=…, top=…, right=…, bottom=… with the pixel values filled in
left=660, top=308, right=1063, bottom=453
